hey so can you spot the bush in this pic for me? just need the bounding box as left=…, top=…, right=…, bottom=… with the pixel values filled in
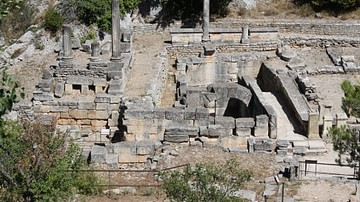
left=160, top=160, right=252, bottom=202
left=341, top=80, right=360, bottom=117
left=44, top=7, right=64, bottom=33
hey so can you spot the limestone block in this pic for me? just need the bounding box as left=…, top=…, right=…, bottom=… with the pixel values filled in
left=90, top=145, right=108, bottom=164
left=96, top=103, right=110, bottom=111
left=59, top=101, right=78, bottom=108
left=91, top=120, right=107, bottom=127
left=194, top=119, right=210, bottom=127
left=307, top=112, right=319, bottom=139
left=322, top=114, right=333, bottom=136
left=199, top=136, right=218, bottom=147
left=253, top=138, right=272, bottom=152
left=54, top=82, right=64, bottom=98
left=195, top=107, right=209, bottom=120
left=113, top=142, right=138, bottom=163
left=95, top=93, right=111, bottom=103
left=137, top=155, right=150, bottom=163
left=164, top=134, right=189, bottom=143
left=88, top=110, right=109, bottom=120
left=106, top=153, right=119, bottom=169
left=215, top=116, right=235, bottom=128
left=153, top=109, right=165, bottom=119
left=64, top=84, right=72, bottom=94
left=39, top=105, right=50, bottom=113
left=221, top=136, right=248, bottom=149
left=108, top=79, right=123, bottom=95
left=111, top=104, right=120, bottom=111
left=236, top=127, right=251, bottom=137
left=37, top=79, right=54, bottom=90
left=255, top=115, right=269, bottom=137
left=276, top=140, right=290, bottom=150
left=124, top=132, right=135, bottom=141
left=78, top=101, right=95, bottom=110
left=81, top=85, right=89, bottom=95
left=136, top=142, right=155, bottom=155
left=236, top=117, right=255, bottom=128
left=110, top=95, right=121, bottom=104
left=69, top=110, right=88, bottom=119
left=67, top=76, right=93, bottom=85
left=77, top=119, right=91, bottom=125
left=199, top=126, right=209, bottom=136
left=60, top=112, right=70, bottom=119
left=49, top=106, right=69, bottom=113
left=165, top=108, right=184, bottom=120
left=33, top=92, right=54, bottom=102
left=336, top=112, right=348, bottom=127
left=184, top=107, right=196, bottom=120
left=208, top=125, right=231, bottom=137
left=277, top=45, right=297, bottom=61
left=58, top=119, right=77, bottom=125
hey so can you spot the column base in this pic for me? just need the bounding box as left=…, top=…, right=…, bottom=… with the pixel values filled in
left=62, top=56, right=73, bottom=63
left=90, top=57, right=101, bottom=62
left=110, top=56, right=123, bottom=63
left=241, top=39, right=250, bottom=44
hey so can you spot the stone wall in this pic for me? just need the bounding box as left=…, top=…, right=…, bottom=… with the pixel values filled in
left=257, top=63, right=312, bottom=135
left=211, top=19, right=360, bottom=38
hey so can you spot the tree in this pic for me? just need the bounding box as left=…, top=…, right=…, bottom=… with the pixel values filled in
left=0, top=0, right=23, bottom=24
left=330, top=126, right=360, bottom=179
left=0, top=69, right=100, bottom=201
left=160, top=160, right=252, bottom=202
left=63, top=0, right=141, bottom=32
left=341, top=80, right=360, bottom=118
left=158, top=0, right=232, bottom=27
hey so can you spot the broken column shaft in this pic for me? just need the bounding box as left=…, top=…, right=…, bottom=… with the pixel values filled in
left=202, top=0, right=210, bottom=42
left=90, top=41, right=101, bottom=62
left=111, top=0, right=121, bottom=61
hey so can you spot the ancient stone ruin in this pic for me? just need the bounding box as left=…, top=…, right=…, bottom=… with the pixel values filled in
left=13, top=0, right=360, bottom=171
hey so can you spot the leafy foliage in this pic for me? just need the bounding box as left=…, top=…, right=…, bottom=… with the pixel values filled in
left=158, top=0, right=232, bottom=26
left=65, top=0, right=140, bottom=32
left=44, top=7, right=64, bottom=34
left=0, top=119, right=102, bottom=201
left=160, top=160, right=252, bottom=202
left=0, top=71, right=101, bottom=201
left=341, top=80, right=360, bottom=118
left=0, top=0, right=23, bottom=24
left=310, top=0, right=359, bottom=11
left=0, top=69, right=24, bottom=116
left=330, top=126, right=360, bottom=178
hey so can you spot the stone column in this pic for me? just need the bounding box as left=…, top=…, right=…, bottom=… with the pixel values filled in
left=90, top=41, right=101, bottom=62
left=241, top=26, right=249, bottom=44
left=111, top=0, right=121, bottom=61
left=202, top=0, right=210, bottom=42
left=62, top=24, right=73, bottom=61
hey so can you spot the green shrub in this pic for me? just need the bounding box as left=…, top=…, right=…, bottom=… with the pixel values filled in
left=80, top=25, right=97, bottom=44
left=44, top=7, right=64, bottom=33
left=160, top=160, right=252, bottom=202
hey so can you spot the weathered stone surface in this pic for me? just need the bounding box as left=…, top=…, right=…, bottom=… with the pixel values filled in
left=236, top=117, right=255, bottom=128
left=208, top=124, right=231, bottom=137
left=215, top=116, right=235, bottom=128
left=95, top=93, right=111, bottom=103
left=253, top=138, right=272, bottom=152
left=91, top=145, right=108, bottom=164
left=69, top=109, right=88, bottom=119
left=236, top=127, right=251, bottom=136
left=165, top=108, right=184, bottom=120
left=287, top=57, right=306, bottom=70
left=78, top=101, right=95, bottom=110
left=277, top=45, right=297, bottom=61
left=195, top=107, right=209, bottom=120
left=88, top=110, right=110, bottom=120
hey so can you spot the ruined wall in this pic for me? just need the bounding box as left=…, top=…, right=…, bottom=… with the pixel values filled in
left=211, top=19, right=360, bottom=38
